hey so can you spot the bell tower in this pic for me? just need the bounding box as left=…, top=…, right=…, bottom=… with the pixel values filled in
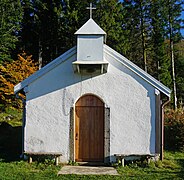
left=73, top=4, right=108, bottom=74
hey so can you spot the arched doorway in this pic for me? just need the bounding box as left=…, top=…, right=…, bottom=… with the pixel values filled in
left=75, top=94, right=104, bottom=162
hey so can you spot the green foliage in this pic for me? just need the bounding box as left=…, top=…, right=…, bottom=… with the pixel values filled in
left=121, top=0, right=145, bottom=68
left=0, top=108, right=22, bottom=126
left=149, top=0, right=172, bottom=86
left=154, top=160, right=163, bottom=168
left=164, top=108, right=184, bottom=151
left=163, top=0, right=183, bottom=42
left=34, top=0, right=67, bottom=66
left=0, top=0, right=23, bottom=63
left=95, top=0, right=127, bottom=54
left=175, top=40, right=184, bottom=104
left=68, top=160, right=79, bottom=166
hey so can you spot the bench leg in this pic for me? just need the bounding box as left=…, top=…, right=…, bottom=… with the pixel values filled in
left=147, top=157, right=151, bottom=164
left=121, top=158, right=125, bottom=167
left=55, top=156, right=59, bottom=166
left=28, top=156, right=32, bottom=163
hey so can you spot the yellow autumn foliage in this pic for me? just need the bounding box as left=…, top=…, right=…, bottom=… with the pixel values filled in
left=0, top=52, right=38, bottom=109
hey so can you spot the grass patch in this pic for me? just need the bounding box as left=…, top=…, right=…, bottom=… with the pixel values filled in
left=0, top=160, right=60, bottom=180
left=0, top=108, right=22, bottom=127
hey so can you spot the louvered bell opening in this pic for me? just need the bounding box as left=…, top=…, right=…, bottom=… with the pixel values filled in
left=72, top=62, right=108, bottom=74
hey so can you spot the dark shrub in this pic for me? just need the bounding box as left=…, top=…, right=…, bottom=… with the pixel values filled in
left=164, top=109, right=184, bottom=151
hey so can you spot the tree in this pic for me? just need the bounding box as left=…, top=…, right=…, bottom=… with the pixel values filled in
left=137, top=0, right=150, bottom=72
left=121, top=0, right=150, bottom=70
left=149, top=0, right=172, bottom=86
left=94, top=0, right=127, bottom=54
left=0, top=52, right=38, bottom=109
left=164, top=0, right=183, bottom=109
left=0, top=0, right=23, bottom=63
left=20, top=0, right=87, bottom=67
left=20, top=0, right=64, bottom=67
left=19, top=0, right=39, bottom=63
left=175, top=40, right=184, bottom=107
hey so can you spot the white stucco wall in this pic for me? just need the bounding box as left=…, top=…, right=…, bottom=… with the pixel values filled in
left=24, top=51, right=156, bottom=163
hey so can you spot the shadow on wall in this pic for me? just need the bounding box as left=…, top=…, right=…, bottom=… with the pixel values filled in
left=0, top=122, right=22, bottom=162
left=108, top=56, right=156, bottom=154
left=123, top=67, right=155, bottom=154
left=147, top=90, right=155, bottom=154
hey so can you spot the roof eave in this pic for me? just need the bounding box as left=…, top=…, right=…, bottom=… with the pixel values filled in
left=104, top=45, right=171, bottom=98
left=14, top=46, right=77, bottom=94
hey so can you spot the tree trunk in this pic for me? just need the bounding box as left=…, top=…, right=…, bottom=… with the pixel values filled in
left=169, top=14, right=177, bottom=109
left=38, top=40, right=42, bottom=70
left=142, top=32, right=147, bottom=72
left=139, top=1, right=147, bottom=72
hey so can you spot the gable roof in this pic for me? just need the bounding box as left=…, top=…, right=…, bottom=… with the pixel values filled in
left=14, top=45, right=171, bottom=97
left=75, top=18, right=106, bottom=35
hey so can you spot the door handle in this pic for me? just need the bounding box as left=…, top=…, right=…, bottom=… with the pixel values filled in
left=75, top=133, right=78, bottom=140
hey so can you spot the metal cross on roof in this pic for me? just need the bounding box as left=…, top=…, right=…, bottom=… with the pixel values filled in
left=86, top=3, right=96, bottom=19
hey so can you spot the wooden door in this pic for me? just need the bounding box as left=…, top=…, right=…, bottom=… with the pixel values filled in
left=75, top=95, right=104, bottom=162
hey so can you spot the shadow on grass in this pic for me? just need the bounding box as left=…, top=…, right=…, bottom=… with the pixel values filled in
left=178, top=159, right=184, bottom=179
left=178, top=159, right=184, bottom=169
left=0, top=122, right=22, bottom=162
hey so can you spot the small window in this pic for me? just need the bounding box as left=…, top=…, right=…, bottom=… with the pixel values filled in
left=79, top=64, right=102, bottom=74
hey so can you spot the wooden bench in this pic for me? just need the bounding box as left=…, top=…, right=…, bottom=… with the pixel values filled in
left=114, top=154, right=156, bottom=167
left=24, top=152, right=62, bottom=166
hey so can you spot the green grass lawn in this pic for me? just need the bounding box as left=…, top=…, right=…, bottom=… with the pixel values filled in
left=0, top=151, right=184, bottom=180
left=0, top=109, right=184, bottom=179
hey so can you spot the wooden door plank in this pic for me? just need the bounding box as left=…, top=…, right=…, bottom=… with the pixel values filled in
left=75, top=95, right=104, bottom=162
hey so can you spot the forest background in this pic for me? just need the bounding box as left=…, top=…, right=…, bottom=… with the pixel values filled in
left=0, top=0, right=184, bottom=150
